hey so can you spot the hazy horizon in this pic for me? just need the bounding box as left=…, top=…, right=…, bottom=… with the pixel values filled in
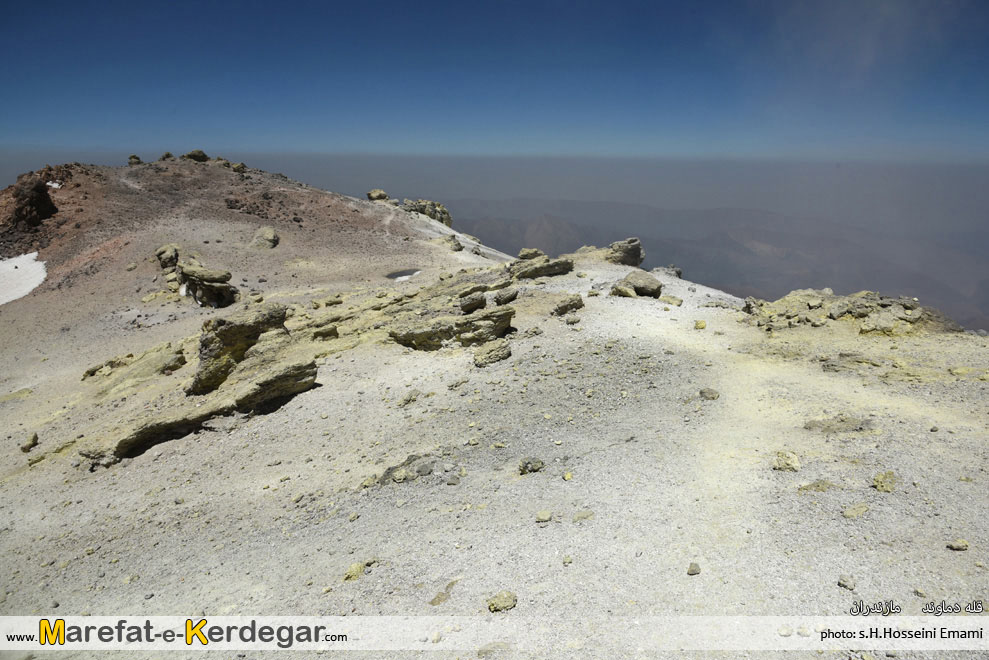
left=2, top=0, right=987, bottom=326
left=4, top=148, right=985, bottom=328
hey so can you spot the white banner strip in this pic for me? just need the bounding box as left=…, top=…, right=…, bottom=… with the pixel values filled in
left=0, top=615, right=985, bottom=652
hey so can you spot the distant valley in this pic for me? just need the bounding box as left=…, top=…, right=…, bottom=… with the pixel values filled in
left=454, top=198, right=989, bottom=330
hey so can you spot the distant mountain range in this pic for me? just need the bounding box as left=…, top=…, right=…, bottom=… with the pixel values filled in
left=452, top=198, right=989, bottom=330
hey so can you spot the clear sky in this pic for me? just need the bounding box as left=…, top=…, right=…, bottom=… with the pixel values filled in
left=2, top=0, right=988, bottom=160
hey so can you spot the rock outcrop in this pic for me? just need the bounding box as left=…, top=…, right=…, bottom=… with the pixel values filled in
left=153, top=244, right=240, bottom=307
left=182, top=149, right=210, bottom=162
left=4, top=175, right=57, bottom=228
left=186, top=304, right=289, bottom=395
left=605, top=237, right=645, bottom=266
left=402, top=199, right=452, bottom=227
left=743, top=288, right=961, bottom=335
left=389, top=307, right=515, bottom=351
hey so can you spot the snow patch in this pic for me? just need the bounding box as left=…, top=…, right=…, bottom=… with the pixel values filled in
left=0, top=252, right=47, bottom=305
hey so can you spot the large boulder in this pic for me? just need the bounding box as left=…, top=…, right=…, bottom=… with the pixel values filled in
left=176, top=261, right=238, bottom=307
left=510, top=256, right=574, bottom=279
left=186, top=304, right=289, bottom=395
left=5, top=175, right=57, bottom=228
left=620, top=270, right=662, bottom=298
left=518, top=247, right=545, bottom=260
left=605, top=238, right=645, bottom=266
left=178, top=262, right=232, bottom=283
left=366, top=189, right=389, bottom=201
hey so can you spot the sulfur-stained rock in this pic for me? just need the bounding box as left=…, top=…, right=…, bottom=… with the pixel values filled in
left=186, top=304, right=289, bottom=395
left=872, top=471, right=896, bottom=493
left=772, top=451, right=801, bottom=472
left=511, top=256, right=573, bottom=279
left=494, top=287, right=518, bottom=305
left=389, top=306, right=515, bottom=351
left=402, top=199, right=452, bottom=226
left=155, top=244, right=180, bottom=269
left=178, top=262, right=232, bottom=283
left=518, top=248, right=545, bottom=260
left=610, top=283, right=637, bottom=298
left=367, top=189, right=389, bottom=201
left=251, top=226, right=279, bottom=249
left=605, top=238, right=645, bottom=266
left=474, top=339, right=511, bottom=367
left=486, top=591, right=517, bottom=612
left=20, top=432, right=38, bottom=453
left=552, top=294, right=584, bottom=316
left=460, top=292, right=486, bottom=314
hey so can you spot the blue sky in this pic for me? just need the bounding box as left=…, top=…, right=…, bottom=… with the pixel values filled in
left=2, top=0, right=987, bottom=159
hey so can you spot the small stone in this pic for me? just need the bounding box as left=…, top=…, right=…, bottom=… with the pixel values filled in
left=843, top=502, right=869, bottom=519
left=20, top=432, right=38, bottom=453
left=474, top=339, right=511, bottom=367
left=913, top=588, right=927, bottom=598
left=687, top=562, right=701, bottom=575
left=519, top=457, right=545, bottom=475
left=552, top=294, right=584, bottom=316
left=694, top=320, right=707, bottom=330
left=946, top=539, right=969, bottom=551
left=930, top=426, right=939, bottom=432
left=562, top=471, right=573, bottom=481
left=699, top=388, right=720, bottom=401
left=445, top=476, right=460, bottom=486
left=838, top=575, right=856, bottom=590
left=872, top=471, right=896, bottom=493
left=573, top=509, right=594, bottom=522
left=348, top=512, right=359, bottom=522
left=486, top=591, right=517, bottom=612
left=535, top=510, right=552, bottom=523
left=126, top=262, right=137, bottom=271
left=563, top=556, right=572, bottom=566
left=771, top=451, right=801, bottom=472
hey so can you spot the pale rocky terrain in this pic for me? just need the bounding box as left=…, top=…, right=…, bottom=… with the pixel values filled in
left=0, top=156, right=986, bottom=659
